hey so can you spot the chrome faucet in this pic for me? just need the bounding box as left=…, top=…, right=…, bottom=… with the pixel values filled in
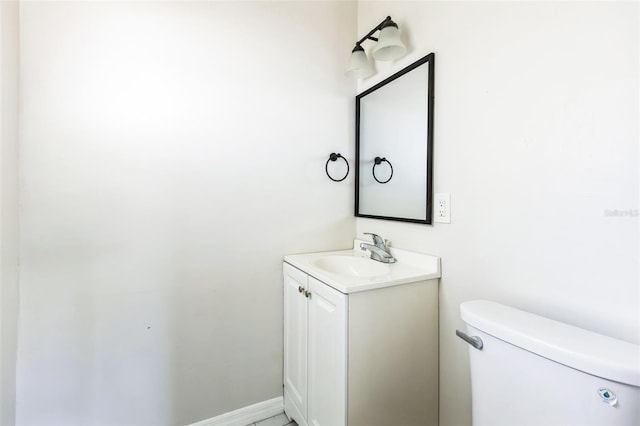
left=360, top=232, right=396, bottom=263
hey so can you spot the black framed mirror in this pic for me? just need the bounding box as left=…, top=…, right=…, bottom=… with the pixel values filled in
left=355, top=53, right=434, bottom=224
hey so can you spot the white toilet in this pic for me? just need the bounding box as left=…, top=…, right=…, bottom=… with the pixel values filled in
left=459, top=300, right=640, bottom=425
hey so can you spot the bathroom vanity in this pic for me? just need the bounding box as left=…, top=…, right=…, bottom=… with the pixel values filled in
left=283, top=241, right=440, bottom=426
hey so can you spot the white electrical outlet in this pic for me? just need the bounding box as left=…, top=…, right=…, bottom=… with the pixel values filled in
left=434, top=193, right=451, bottom=223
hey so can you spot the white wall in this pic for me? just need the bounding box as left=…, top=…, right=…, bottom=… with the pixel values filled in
left=0, top=0, right=20, bottom=424
left=356, top=2, right=639, bottom=426
left=17, top=1, right=356, bottom=425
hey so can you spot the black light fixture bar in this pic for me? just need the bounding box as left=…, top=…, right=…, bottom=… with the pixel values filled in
left=354, top=16, right=395, bottom=48
left=346, top=15, right=405, bottom=78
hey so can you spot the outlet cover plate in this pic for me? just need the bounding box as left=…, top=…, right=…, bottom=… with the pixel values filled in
left=434, top=193, right=451, bottom=223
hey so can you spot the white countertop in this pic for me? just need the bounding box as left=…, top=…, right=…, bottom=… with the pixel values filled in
left=284, top=240, right=441, bottom=294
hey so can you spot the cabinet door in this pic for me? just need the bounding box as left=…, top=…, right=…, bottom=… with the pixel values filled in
left=283, top=264, right=309, bottom=425
left=307, top=277, right=347, bottom=426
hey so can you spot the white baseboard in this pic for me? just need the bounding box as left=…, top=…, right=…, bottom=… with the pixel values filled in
left=189, top=396, right=284, bottom=426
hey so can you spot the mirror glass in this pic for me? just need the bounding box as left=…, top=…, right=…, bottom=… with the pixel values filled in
left=355, top=54, right=434, bottom=224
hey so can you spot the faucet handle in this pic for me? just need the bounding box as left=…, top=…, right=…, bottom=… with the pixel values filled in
left=363, top=232, right=386, bottom=248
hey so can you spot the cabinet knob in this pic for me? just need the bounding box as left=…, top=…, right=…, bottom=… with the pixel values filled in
left=304, top=290, right=311, bottom=298
left=298, top=286, right=304, bottom=293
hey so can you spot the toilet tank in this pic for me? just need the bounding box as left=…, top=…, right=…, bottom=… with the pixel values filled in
left=460, top=300, right=640, bottom=426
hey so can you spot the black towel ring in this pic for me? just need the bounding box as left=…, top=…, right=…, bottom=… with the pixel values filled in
left=373, top=156, right=393, bottom=184
left=326, top=153, right=349, bottom=182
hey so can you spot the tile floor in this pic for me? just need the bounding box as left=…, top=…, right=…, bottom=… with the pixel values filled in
left=246, top=412, right=297, bottom=426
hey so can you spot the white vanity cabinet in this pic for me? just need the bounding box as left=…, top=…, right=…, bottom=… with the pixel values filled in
left=283, top=255, right=439, bottom=426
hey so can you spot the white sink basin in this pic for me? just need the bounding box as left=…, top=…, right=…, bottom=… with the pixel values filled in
left=284, top=240, right=441, bottom=294
left=313, top=255, right=390, bottom=278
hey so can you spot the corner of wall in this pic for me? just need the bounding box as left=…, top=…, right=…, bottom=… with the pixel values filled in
left=0, top=0, right=21, bottom=425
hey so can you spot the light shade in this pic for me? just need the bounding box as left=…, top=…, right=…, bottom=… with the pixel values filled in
left=372, top=24, right=406, bottom=61
left=345, top=46, right=373, bottom=79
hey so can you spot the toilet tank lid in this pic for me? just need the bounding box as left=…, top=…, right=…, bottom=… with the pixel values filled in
left=460, top=300, right=640, bottom=386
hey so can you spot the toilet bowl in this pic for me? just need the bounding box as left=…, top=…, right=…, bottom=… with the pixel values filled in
left=459, top=300, right=640, bottom=425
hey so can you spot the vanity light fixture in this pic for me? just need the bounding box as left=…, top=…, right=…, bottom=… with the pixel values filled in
left=346, top=16, right=407, bottom=79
